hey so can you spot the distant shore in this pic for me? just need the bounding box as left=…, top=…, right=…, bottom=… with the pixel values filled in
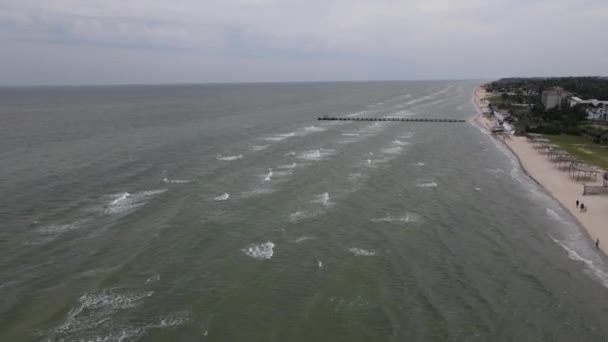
left=472, top=86, right=608, bottom=255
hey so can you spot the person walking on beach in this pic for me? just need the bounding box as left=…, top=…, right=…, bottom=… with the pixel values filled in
left=576, top=200, right=579, bottom=208
left=596, top=239, right=600, bottom=249
left=580, top=203, right=586, bottom=212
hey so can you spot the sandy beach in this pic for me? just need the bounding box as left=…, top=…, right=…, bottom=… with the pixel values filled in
left=473, top=87, right=608, bottom=254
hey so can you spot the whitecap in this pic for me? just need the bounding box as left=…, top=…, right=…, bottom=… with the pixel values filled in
left=416, top=182, right=438, bottom=188
left=214, top=193, right=230, bottom=201
left=263, top=168, right=273, bottom=181
left=216, top=154, right=243, bottom=161
left=392, top=139, right=411, bottom=146
left=381, top=146, right=402, bottom=155
left=416, top=162, right=426, bottom=166
left=349, top=248, right=376, bottom=256
left=311, top=192, right=331, bottom=207
left=485, top=168, right=504, bottom=175
left=251, top=145, right=269, bottom=152
left=474, top=187, right=482, bottom=191
left=318, top=261, right=323, bottom=268
left=297, top=149, right=333, bottom=161
left=289, top=210, right=311, bottom=222
left=150, top=312, right=190, bottom=329
left=56, top=290, right=154, bottom=334
left=266, top=132, right=296, bottom=142
left=550, top=237, right=608, bottom=288
left=35, top=220, right=86, bottom=235
left=371, top=213, right=420, bottom=224
left=303, top=126, right=326, bottom=133
left=145, top=274, right=160, bottom=284
left=104, top=189, right=166, bottom=215
left=163, top=178, right=191, bottom=184
left=277, top=163, right=297, bottom=170
left=292, top=236, right=315, bottom=243
left=285, top=152, right=297, bottom=156
left=341, top=133, right=360, bottom=137
left=242, top=242, right=275, bottom=260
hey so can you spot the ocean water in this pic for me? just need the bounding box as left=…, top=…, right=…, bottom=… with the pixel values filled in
left=1, top=81, right=608, bottom=341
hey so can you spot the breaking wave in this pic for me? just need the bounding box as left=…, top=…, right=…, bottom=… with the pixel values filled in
left=416, top=182, right=438, bottom=188
left=242, top=242, right=275, bottom=260
left=104, top=189, right=167, bottom=215
left=277, top=163, right=297, bottom=170
left=349, top=248, right=377, bottom=256
left=311, top=192, right=331, bottom=206
left=163, top=178, right=190, bottom=184
left=371, top=213, right=420, bottom=224
left=266, top=132, right=296, bottom=142
left=264, top=168, right=273, bottom=181
left=216, top=154, right=243, bottom=161
left=381, top=146, right=402, bottom=155
left=251, top=145, right=269, bottom=152
left=214, top=193, right=230, bottom=201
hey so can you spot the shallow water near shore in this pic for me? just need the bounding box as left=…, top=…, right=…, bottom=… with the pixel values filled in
left=1, top=81, right=608, bottom=341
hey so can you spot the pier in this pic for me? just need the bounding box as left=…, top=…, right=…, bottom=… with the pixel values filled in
left=318, top=116, right=466, bottom=123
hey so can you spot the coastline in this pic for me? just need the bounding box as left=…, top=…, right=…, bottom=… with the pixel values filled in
left=472, top=86, right=608, bottom=255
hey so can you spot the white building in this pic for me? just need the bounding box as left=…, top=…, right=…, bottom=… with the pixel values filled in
left=587, top=107, right=608, bottom=121
left=542, top=87, right=570, bottom=109
left=570, top=96, right=608, bottom=107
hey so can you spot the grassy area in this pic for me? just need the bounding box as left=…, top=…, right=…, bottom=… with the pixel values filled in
left=547, top=135, right=608, bottom=170
left=484, top=95, right=503, bottom=105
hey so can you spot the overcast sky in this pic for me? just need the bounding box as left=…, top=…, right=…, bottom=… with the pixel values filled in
left=1, top=0, right=606, bottom=85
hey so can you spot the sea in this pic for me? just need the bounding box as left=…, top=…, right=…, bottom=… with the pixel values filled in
left=1, top=81, right=608, bottom=341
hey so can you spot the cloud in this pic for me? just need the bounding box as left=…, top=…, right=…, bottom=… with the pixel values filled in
left=0, top=0, right=606, bottom=84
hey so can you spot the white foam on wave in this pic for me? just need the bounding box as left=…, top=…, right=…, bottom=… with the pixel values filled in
left=292, top=236, right=316, bottom=243
left=242, top=242, right=275, bottom=260
left=349, top=248, right=377, bottom=256
left=289, top=210, right=314, bottom=222
left=546, top=208, right=571, bottom=226
left=104, top=189, right=167, bottom=215
left=216, top=154, right=243, bottom=161
left=405, top=95, right=433, bottom=105
left=474, top=187, right=482, bottom=191
left=151, top=312, right=191, bottom=329
left=318, top=260, right=323, bottom=268
left=214, top=193, right=230, bottom=201
left=263, top=168, right=273, bottom=181
left=145, top=274, right=160, bottom=284
left=311, top=192, right=331, bottom=207
left=285, top=152, right=296, bottom=156
left=416, top=162, right=426, bottom=166
left=371, top=213, right=420, bottom=224
left=381, top=146, right=403, bottom=155
left=341, top=132, right=361, bottom=137
left=416, top=182, right=438, bottom=188
left=251, top=145, right=269, bottom=152
left=266, top=132, right=296, bottom=142
left=277, top=163, right=297, bottom=170
left=303, top=126, right=326, bottom=133
left=298, top=149, right=334, bottom=161
left=392, top=139, right=411, bottom=146
left=56, top=290, right=154, bottom=335
left=35, top=219, right=87, bottom=235
left=550, top=236, right=608, bottom=288
left=485, top=168, right=505, bottom=175
left=163, top=178, right=191, bottom=184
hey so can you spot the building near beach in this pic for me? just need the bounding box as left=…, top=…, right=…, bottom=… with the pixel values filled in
left=570, top=96, right=608, bottom=107
left=542, top=87, right=571, bottom=109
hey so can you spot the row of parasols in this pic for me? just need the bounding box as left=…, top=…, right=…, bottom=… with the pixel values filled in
left=525, top=133, right=604, bottom=181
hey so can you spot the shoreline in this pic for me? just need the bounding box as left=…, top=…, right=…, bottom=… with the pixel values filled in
left=472, top=86, right=608, bottom=255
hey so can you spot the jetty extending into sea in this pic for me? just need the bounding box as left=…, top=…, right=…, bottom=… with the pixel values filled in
left=318, top=116, right=465, bottom=123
